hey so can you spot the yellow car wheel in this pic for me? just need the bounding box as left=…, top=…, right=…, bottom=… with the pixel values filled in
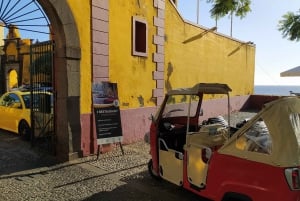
left=18, top=120, right=31, bottom=141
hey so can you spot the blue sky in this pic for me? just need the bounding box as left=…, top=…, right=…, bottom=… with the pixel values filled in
left=2, top=0, right=50, bottom=42
left=177, top=0, right=300, bottom=86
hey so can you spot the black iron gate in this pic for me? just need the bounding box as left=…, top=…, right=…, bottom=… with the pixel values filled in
left=30, top=41, right=55, bottom=154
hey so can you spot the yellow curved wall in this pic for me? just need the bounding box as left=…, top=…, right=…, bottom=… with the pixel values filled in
left=68, top=0, right=254, bottom=113
left=3, top=0, right=255, bottom=115
left=165, top=2, right=255, bottom=97
left=109, top=0, right=254, bottom=109
left=109, top=0, right=157, bottom=109
left=67, top=0, right=92, bottom=114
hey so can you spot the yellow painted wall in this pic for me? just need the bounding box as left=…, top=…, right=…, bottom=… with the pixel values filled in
left=67, top=0, right=92, bottom=114
left=165, top=1, right=255, bottom=97
left=0, top=25, right=4, bottom=46
left=6, top=43, right=17, bottom=58
left=4, top=34, right=30, bottom=87
left=6, top=42, right=19, bottom=89
left=3, top=0, right=255, bottom=115
left=20, top=39, right=31, bottom=84
left=109, top=0, right=157, bottom=109
left=109, top=0, right=255, bottom=109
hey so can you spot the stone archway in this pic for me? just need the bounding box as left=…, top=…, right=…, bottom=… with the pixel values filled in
left=6, top=68, right=18, bottom=90
left=37, top=0, right=82, bottom=161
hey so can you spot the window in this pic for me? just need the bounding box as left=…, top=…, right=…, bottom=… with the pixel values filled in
left=132, top=16, right=148, bottom=57
left=235, top=118, right=272, bottom=154
left=0, top=93, right=21, bottom=108
left=22, top=95, right=31, bottom=108
left=162, top=95, right=200, bottom=118
left=0, top=95, right=9, bottom=106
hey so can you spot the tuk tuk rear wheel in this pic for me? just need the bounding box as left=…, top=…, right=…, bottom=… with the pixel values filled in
left=148, top=159, right=161, bottom=180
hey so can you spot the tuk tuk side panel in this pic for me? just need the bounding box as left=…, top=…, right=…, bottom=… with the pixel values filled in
left=150, top=122, right=160, bottom=175
left=150, top=120, right=186, bottom=182
left=158, top=144, right=183, bottom=185
left=187, top=153, right=300, bottom=201
left=150, top=94, right=203, bottom=176
left=185, top=144, right=209, bottom=188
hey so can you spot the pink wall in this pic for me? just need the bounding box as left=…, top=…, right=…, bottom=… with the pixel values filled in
left=120, top=107, right=157, bottom=144
left=80, top=107, right=157, bottom=155
left=80, top=95, right=281, bottom=156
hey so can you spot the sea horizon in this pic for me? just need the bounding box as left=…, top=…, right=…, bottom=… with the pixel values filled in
left=254, top=85, right=300, bottom=96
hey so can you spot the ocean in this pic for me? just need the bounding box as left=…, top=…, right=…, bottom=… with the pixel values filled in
left=254, top=85, right=300, bottom=96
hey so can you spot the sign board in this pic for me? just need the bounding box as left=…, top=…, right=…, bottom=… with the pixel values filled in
left=93, top=82, right=123, bottom=144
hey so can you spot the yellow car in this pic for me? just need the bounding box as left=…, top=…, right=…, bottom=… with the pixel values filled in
left=0, top=90, right=53, bottom=140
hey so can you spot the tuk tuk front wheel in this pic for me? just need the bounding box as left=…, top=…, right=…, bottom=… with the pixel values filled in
left=148, top=159, right=161, bottom=180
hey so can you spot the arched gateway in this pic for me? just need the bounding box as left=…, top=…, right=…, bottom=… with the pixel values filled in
left=37, top=0, right=82, bottom=161
left=0, top=0, right=81, bottom=161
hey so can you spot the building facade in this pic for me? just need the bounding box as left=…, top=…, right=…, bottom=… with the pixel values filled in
left=0, top=0, right=255, bottom=161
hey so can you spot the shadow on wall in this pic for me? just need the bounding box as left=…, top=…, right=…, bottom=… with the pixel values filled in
left=165, top=62, right=174, bottom=92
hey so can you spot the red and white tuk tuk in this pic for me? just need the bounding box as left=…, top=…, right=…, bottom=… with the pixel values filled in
left=148, top=83, right=300, bottom=201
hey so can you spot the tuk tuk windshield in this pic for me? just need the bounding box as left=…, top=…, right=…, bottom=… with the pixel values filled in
left=162, top=95, right=200, bottom=118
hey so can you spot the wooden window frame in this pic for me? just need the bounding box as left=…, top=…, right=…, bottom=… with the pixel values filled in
left=132, top=16, right=148, bottom=57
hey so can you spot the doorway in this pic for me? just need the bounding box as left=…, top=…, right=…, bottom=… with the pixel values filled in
left=0, top=0, right=81, bottom=161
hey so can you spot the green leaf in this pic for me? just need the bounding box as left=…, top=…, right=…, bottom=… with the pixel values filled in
left=278, top=10, right=300, bottom=41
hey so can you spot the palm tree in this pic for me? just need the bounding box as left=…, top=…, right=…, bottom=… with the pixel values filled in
left=207, top=0, right=251, bottom=37
left=278, top=10, right=300, bottom=41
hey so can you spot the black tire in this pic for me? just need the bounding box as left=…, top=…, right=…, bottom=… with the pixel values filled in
left=222, top=193, right=252, bottom=201
left=18, top=120, right=31, bottom=141
left=148, top=159, right=161, bottom=180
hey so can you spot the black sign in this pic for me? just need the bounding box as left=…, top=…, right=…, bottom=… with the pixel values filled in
left=93, top=82, right=123, bottom=144
left=94, top=105, right=123, bottom=144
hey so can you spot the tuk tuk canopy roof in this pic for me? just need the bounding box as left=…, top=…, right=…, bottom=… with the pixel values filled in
left=280, top=66, right=300, bottom=77
left=167, top=83, right=232, bottom=96
left=220, top=96, right=300, bottom=167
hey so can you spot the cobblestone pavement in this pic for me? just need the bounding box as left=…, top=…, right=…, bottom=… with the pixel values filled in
left=0, top=130, right=208, bottom=201
left=0, top=112, right=256, bottom=201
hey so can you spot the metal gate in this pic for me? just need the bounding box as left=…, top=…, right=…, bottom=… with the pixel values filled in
left=29, top=41, right=55, bottom=154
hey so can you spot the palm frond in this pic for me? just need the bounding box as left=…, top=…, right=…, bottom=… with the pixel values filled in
left=278, top=10, right=300, bottom=41
left=208, top=0, right=251, bottom=19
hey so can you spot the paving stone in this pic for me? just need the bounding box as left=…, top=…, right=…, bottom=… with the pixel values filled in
left=0, top=111, right=255, bottom=200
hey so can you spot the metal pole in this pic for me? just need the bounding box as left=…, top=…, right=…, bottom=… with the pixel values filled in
left=230, top=12, right=233, bottom=37
left=197, top=0, right=199, bottom=24
left=186, top=95, right=192, bottom=134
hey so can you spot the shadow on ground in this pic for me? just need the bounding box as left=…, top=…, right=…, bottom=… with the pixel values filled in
left=83, top=170, right=211, bottom=201
left=0, top=130, right=58, bottom=175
